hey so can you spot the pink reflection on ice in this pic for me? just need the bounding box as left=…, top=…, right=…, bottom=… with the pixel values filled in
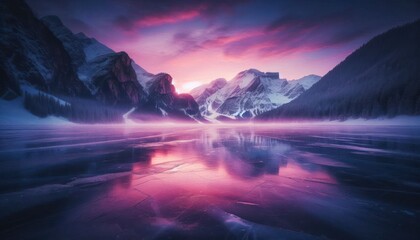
left=1, top=124, right=418, bottom=239
left=95, top=127, right=341, bottom=231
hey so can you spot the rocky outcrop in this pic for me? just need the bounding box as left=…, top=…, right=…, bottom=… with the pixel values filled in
left=174, top=94, right=201, bottom=116
left=137, top=73, right=203, bottom=121
left=42, top=15, right=155, bottom=94
left=42, top=15, right=154, bottom=109
left=146, top=73, right=176, bottom=95
left=0, top=0, right=90, bottom=99
left=83, top=52, right=147, bottom=106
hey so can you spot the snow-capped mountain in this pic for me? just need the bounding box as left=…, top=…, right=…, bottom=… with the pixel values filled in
left=78, top=52, right=147, bottom=106
left=288, top=74, right=322, bottom=90
left=0, top=2, right=90, bottom=99
left=40, top=14, right=203, bottom=121
left=131, top=61, right=155, bottom=87
left=0, top=0, right=203, bottom=123
left=41, top=16, right=154, bottom=95
left=191, top=69, right=320, bottom=119
left=135, top=73, right=203, bottom=122
left=190, top=78, right=227, bottom=115
left=41, top=16, right=151, bottom=109
left=41, top=16, right=113, bottom=67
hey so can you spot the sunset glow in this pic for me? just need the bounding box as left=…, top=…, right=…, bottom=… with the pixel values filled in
left=27, top=0, right=419, bottom=92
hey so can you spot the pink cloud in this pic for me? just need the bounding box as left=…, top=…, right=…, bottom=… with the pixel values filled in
left=201, top=30, right=262, bottom=47
left=136, top=9, right=201, bottom=27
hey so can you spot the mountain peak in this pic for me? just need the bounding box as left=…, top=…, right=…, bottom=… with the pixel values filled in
left=288, top=75, right=321, bottom=90
left=190, top=78, right=227, bottom=100
left=212, top=78, right=227, bottom=84
left=303, top=74, right=321, bottom=78
left=242, top=68, right=263, bottom=74
left=235, top=69, right=280, bottom=80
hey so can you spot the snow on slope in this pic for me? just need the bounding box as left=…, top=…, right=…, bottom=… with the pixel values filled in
left=192, top=69, right=321, bottom=119
left=131, top=61, right=155, bottom=87
left=42, top=16, right=154, bottom=92
left=0, top=98, right=70, bottom=125
left=190, top=78, right=227, bottom=99
left=288, top=74, right=321, bottom=90
left=75, top=33, right=114, bottom=62
left=190, top=78, right=227, bottom=118
left=76, top=33, right=155, bottom=91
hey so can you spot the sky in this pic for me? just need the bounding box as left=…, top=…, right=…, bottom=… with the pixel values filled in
left=27, top=0, right=420, bottom=92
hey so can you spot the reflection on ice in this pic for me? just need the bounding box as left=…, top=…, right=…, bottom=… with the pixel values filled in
left=0, top=125, right=419, bottom=239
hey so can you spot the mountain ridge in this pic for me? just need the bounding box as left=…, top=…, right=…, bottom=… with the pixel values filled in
left=258, top=19, right=420, bottom=120
left=190, top=69, right=321, bottom=119
left=0, top=0, right=203, bottom=122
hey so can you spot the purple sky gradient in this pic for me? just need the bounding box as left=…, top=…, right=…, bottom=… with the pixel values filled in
left=27, top=0, right=420, bottom=92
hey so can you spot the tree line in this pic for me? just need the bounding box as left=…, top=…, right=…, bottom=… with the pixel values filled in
left=24, top=92, right=125, bottom=123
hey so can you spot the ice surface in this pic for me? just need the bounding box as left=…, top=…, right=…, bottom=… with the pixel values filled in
left=0, top=125, right=419, bottom=239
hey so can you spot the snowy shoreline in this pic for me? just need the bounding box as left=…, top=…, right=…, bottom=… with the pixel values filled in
left=2, top=97, right=419, bottom=127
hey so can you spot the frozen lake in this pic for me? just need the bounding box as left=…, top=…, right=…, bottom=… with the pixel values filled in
left=0, top=124, right=419, bottom=239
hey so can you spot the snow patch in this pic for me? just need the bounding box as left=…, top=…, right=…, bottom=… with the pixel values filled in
left=83, top=39, right=114, bottom=62
left=123, top=107, right=137, bottom=124
left=193, top=69, right=314, bottom=119
left=159, top=107, right=168, bottom=116
left=0, top=98, right=70, bottom=125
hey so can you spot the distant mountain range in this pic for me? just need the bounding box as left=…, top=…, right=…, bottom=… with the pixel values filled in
left=0, top=0, right=202, bottom=123
left=258, top=19, right=420, bottom=120
left=190, top=70, right=320, bottom=120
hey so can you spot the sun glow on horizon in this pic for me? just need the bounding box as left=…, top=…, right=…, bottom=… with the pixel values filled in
left=179, top=81, right=202, bottom=93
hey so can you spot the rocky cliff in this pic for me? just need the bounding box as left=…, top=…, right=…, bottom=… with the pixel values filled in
left=0, top=0, right=90, bottom=99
